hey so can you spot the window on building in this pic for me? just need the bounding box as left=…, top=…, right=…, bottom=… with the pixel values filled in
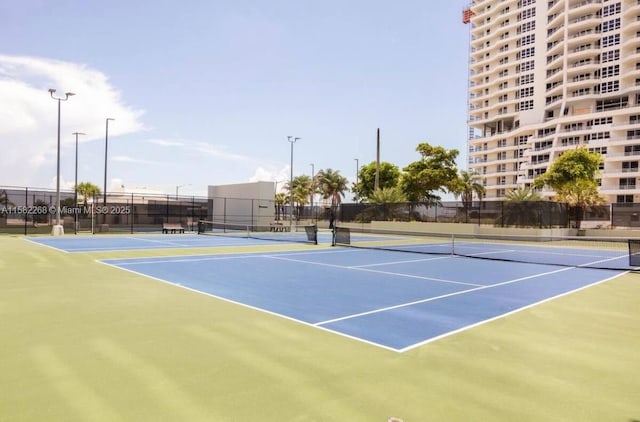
left=519, top=74, right=534, bottom=85
left=602, top=3, right=621, bottom=17
left=619, top=178, right=636, bottom=189
left=588, top=147, right=607, bottom=155
left=601, top=18, right=621, bottom=33
left=519, top=99, right=534, bottom=110
left=628, top=129, right=640, bottom=140
left=596, top=96, right=628, bottom=111
left=602, top=34, right=620, bottom=48
left=622, top=162, right=639, bottom=173
left=520, top=60, right=535, bottom=72
left=599, top=81, right=619, bottom=93
left=518, top=47, right=535, bottom=59
left=624, top=145, right=640, bottom=156
left=587, top=117, right=613, bottom=127
left=616, top=195, right=633, bottom=203
left=601, top=50, right=620, bottom=63
left=520, top=21, right=535, bottom=33
left=518, top=8, right=536, bottom=21
left=519, top=34, right=535, bottom=46
left=601, top=65, right=620, bottom=78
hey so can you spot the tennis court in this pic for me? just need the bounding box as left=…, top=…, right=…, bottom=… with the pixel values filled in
left=102, top=245, right=627, bottom=352
left=26, top=229, right=328, bottom=253
left=3, top=232, right=640, bottom=421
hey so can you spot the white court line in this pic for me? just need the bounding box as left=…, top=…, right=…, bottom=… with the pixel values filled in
left=97, top=259, right=400, bottom=353
left=352, top=255, right=454, bottom=268
left=22, top=237, right=70, bottom=253
left=109, top=254, right=260, bottom=265
left=265, top=255, right=481, bottom=287
left=99, top=250, right=629, bottom=353
left=398, top=271, right=626, bottom=353
left=106, top=247, right=368, bottom=266
left=314, top=266, right=575, bottom=326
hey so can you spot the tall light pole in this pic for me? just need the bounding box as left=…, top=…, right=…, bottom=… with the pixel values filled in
left=72, top=131, right=86, bottom=234
left=103, top=118, right=115, bottom=207
left=288, top=136, right=300, bottom=229
left=49, top=88, right=75, bottom=236
left=176, top=184, right=191, bottom=199
left=310, top=163, right=315, bottom=222
left=354, top=158, right=359, bottom=202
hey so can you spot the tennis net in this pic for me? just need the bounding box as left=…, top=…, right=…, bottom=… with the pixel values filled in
left=197, top=220, right=318, bottom=245
left=333, top=226, right=640, bottom=271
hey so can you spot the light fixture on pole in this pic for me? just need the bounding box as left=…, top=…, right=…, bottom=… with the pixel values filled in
left=103, top=118, right=115, bottom=207
left=176, top=184, right=191, bottom=199
left=72, top=131, right=86, bottom=234
left=49, top=88, right=75, bottom=236
left=288, top=136, right=300, bottom=229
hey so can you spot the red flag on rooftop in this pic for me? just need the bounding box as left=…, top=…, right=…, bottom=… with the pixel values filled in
left=462, top=8, right=474, bottom=24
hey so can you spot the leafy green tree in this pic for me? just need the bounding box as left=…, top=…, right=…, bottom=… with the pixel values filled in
left=533, top=147, right=602, bottom=190
left=352, top=161, right=401, bottom=202
left=32, top=199, right=50, bottom=224
left=0, top=190, right=14, bottom=208
left=533, top=147, right=605, bottom=228
left=399, top=142, right=459, bottom=202
left=316, top=168, right=349, bottom=208
left=76, top=182, right=101, bottom=205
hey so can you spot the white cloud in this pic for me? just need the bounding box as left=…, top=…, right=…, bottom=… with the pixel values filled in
left=147, top=139, right=185, bottom=147
left=112, top=155, right=155, bottom=164
left=194, top=142, right=253, bottom=162
left=0, top=55, right=146, bottom=186
left=249, top=166, right=291, bottom=192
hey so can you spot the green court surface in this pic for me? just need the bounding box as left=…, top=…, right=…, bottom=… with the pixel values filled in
left=1, top=235, right=639, bottom=421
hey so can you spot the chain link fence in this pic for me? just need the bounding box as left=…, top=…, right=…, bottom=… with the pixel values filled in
left=2, top=186, right=639, bottom=235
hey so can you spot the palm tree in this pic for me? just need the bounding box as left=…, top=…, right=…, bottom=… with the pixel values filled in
left=76, top=182, right=101, bottom=206
left=285, top=175, right=313, bottom=220
left=554, top=179, right=605, bottom=229
left=274, top=192, right=287, bottom=221
left=315, top=168, right=349, bottom=208
left=451, top=170, right=485, bottom=222
left=502, top=186, right=545, bottom=227
left=369, top=187, right=407, bottom=221
left=504, top=186, right=542, bottom=201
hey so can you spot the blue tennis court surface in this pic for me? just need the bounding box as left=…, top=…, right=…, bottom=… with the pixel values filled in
left=102, top=247, right=626, bottom=352
left=25, top=233, right=333, bottom=252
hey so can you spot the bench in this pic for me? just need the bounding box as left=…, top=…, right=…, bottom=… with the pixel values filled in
left=269, top=222, right=290, bottom=232
left=162, top=223, right=185, bottom=234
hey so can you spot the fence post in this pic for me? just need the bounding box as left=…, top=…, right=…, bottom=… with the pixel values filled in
left=24, top=187, right=28, bottom=236
left=191, top=196, right=195, bottom=231
left=538, top=201, right=542, bottom=228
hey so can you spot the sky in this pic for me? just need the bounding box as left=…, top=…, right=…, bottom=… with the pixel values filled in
left=0, top=0, right=471, bottom=198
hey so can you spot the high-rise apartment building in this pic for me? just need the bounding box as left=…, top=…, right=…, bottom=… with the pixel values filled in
left=465, top=0, right=640, bottom=202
